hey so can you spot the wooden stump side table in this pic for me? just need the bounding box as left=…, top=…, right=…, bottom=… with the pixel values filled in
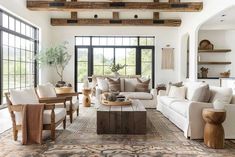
left=202, top=108, right=226, bottom=149
left=82, top=88, right=92, bottom=107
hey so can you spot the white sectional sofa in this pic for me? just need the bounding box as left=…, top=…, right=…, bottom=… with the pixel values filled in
left=157, top=82, right=235, bottom=139
left=92, top=75, right=158, bottom=108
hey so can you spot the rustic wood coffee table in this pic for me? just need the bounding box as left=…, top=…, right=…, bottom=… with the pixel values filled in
left=97, top=100, right=146, bottom=134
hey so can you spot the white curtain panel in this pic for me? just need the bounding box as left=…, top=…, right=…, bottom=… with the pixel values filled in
left=161, top=48, right=174, bottom=70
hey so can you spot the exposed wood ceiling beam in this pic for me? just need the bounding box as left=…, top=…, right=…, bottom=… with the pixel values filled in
left=27, top=1, right=203, bottom=12
left=51, top=18, right=181, bottom=27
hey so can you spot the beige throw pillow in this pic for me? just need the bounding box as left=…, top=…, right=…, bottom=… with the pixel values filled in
left=209, top=86, right=233, bottom=104
left=107, top=77, right=121, bottom=92
left=124, top=78, right=138, bottom=92
left=168, top=86, right=186, bottom=100
left=97, top=78, right=109, bottom=92
left=186, top=83, right=210, bottom=102
left=166, top=81, right=183, bottom=95
left=135, top=78, right=150, bottom=92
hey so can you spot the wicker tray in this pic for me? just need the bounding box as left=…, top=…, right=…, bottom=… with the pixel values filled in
left=55, top=87, right=73, bottom=94
left=101, top=99, right=132, bottom=106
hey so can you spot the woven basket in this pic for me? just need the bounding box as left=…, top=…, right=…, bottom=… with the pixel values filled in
left=55, top=87, right=73, bottom=94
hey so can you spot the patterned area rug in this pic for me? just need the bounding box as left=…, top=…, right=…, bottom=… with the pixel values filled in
left=0, top=106, right=235, bottom=157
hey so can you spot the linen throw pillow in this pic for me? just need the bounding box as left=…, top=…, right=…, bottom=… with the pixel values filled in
left=166, top=81, right=183, bottom=95
left=168, top=86, right=186, bottom=100
left=10, top=88, right=39, bottom=105
left=135, top=78, right=150, bottom=92
left=97, top=78, right=109, bottom=92
left=37, top=83, right=57, bottom=98
left=107, top=77, right=121, bottom=92
left=209, top=86, right=233, bottom=104
left=124, top=78, right=138, bottom=92
left=186, top=83, right=210, bottom=102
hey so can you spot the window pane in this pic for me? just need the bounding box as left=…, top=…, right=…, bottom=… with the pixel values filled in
left=9, top=47, right=15, bottom=60
left=9, top=16, right=15, bottom=31
left=3, top=46, right=8, bottom=60
left=147, top=38, right=154, bottom=46
left=9, top=61, right=14, bottom=74
left=77, top=62, right=88, bottom=82
left=92, top=37, right=99, bottom=45
left=9, top=34, right=15, bottom=47
left=123, top=38, right=130, bottom=46
left=2, top=13, right=9, bottom=28
left=26, top=25, right=31, bottom=37
left=104, top=66, right=112, bottom=75
left=115, top=48, right=125, bottom=65
left=83, top=37, right=90, bottom=45
left=15, top=49, right=21, bottom=61
left=21, top=75, right=26, bottom=88
left=126, top=66, right=136, bottom=75
left=15, top=62, right=21, bottom=75
left=21, top=23, right=26, bottom=35
left=141, top=63, right=152, bottom=78
left=115, top=37, right=122, bottom=45
left=3, top=75, right=8, bottom=90
left=21, top=62, right=26, bottom=74
left=93, top=48, right=103, bottom=65
left=15, top=75, right=20, bottom=88
left=93, top=66, right=103, bottom=75
left=126, top=48, right=136, bottom=65
left=107, top=38, right=114, bottom=45
left=141, top=49, right=152, bottom=62
left=100, top=37, right=107, bottom=45
left=103, top=48, right=114, bottom=65
left=76, top=37, right=83, bottom=45
left=15, top=20, right=21, bottom=33
left=3, top=61, right=8, bottom=74
left=130, top=38, right=138, bottom=46
left=9, top=75, right=15, bottom=89
left=3, top=32, right=9, bottom=45
left=139, top=37, right=147, bottom=46
left=77, top=48, right=88, bottom=61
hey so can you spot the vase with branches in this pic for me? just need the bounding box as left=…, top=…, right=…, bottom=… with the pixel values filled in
left=110, top=61, right=126, bottom=77
left=35, top=42, right=72, bottom=86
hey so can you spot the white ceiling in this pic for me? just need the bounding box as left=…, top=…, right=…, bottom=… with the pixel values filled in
left=200, top=7, right=235, bottom=30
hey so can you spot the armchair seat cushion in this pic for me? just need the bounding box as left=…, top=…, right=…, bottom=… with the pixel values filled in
left=55, top=99, right=79, bottom=111
left=119, top=92, right=153, bottom=100
left=43, top=108, right=66, bottom=124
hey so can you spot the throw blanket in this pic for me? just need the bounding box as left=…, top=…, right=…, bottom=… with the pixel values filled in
left=22, top=104, right=44, bottom=145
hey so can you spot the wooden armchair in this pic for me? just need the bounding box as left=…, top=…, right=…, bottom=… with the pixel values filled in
left=36, top=84, right=80, bottom=123
left=5, top=89, right=67, bottom=141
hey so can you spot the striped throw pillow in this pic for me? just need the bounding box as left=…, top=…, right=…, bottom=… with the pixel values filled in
left=135, top=78, right=150, bottom=92
left=107, top=77, right=120, bottom=92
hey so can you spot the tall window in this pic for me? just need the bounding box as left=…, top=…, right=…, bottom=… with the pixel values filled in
left=0, top=10, right=39, bottom=105
left=75, top=36, right=154, bottom=91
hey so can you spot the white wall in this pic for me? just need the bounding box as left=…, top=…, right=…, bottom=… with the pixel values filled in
left=0, top=0, right=52, bottom=84
left=50, top=26, right=180, bottom=87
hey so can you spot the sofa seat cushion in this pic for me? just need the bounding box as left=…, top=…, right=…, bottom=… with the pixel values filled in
left=169, top=100, right=190, bottom=118
left=43, top=108, right=66, bottom=124
left=159, top=96, right=183, bottom=107
left=119, top=92, right=153, bottom=100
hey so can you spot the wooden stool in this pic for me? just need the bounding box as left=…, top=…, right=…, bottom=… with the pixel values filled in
left=82, top=88, right=92, bottom=107
left=202, top=108, right=226, bottom=149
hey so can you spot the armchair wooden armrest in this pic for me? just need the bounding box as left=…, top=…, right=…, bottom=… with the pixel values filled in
left=39, top=97, right=66, bottom=104
left=57, top=92, right=80, bottom=97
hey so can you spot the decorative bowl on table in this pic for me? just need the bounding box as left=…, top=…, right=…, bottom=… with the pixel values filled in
left=101, top=93, right=131, bottom=106
left=55, top=87, right=73, bottom=94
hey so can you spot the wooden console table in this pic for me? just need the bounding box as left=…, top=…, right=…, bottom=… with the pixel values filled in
left=97, top=100, right=146, bottom=134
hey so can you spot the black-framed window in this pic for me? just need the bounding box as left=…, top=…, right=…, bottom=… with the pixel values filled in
left=75, top=36, right=155, bottom=91
left=0, top=10, right=39, bottom=105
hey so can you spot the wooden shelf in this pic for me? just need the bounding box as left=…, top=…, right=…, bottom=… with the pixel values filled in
left=198, top=61, right=231, bottom=65
left=198, top=77, right=219, bottom=79
left=198, top=49, right=231, bottom=53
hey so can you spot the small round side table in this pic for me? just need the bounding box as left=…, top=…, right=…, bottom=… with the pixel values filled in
left=202, top=108, right=226, bottom=149
left=82, top=88, right=92, bottom=107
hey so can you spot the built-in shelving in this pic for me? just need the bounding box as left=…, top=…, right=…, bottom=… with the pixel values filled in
left=198, top=49, right=231, bottom=53
left=198, top=61, right=231, bottom=65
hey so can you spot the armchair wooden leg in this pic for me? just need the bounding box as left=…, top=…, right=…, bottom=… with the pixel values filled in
left=51, top=126, right=55, bottom=141
left=77, top=108, right=79, bottom=116
left=13, top=129, right=18, bottom=141
left=70, top=112, right=73, bottom=123
left=63, top=117, right=66, bottom=130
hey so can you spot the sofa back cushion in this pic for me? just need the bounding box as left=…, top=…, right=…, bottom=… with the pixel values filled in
left=124, top=78, right=138, bottom=92
left=209, top=86, right=233, bottom=104
left=135, top=78, right=150, bottom=92
left=231, top=95, right=235, bottom=104
left=107, top=77, right=121, bottom=92
left=185, top=82, right=210, bottom=102
left=168, top=86, right=186, bottom=100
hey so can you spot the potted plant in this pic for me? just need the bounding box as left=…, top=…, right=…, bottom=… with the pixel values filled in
left=110, top=61, right=126, bottom=77
left=35, top=42, right=72, bottom=87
